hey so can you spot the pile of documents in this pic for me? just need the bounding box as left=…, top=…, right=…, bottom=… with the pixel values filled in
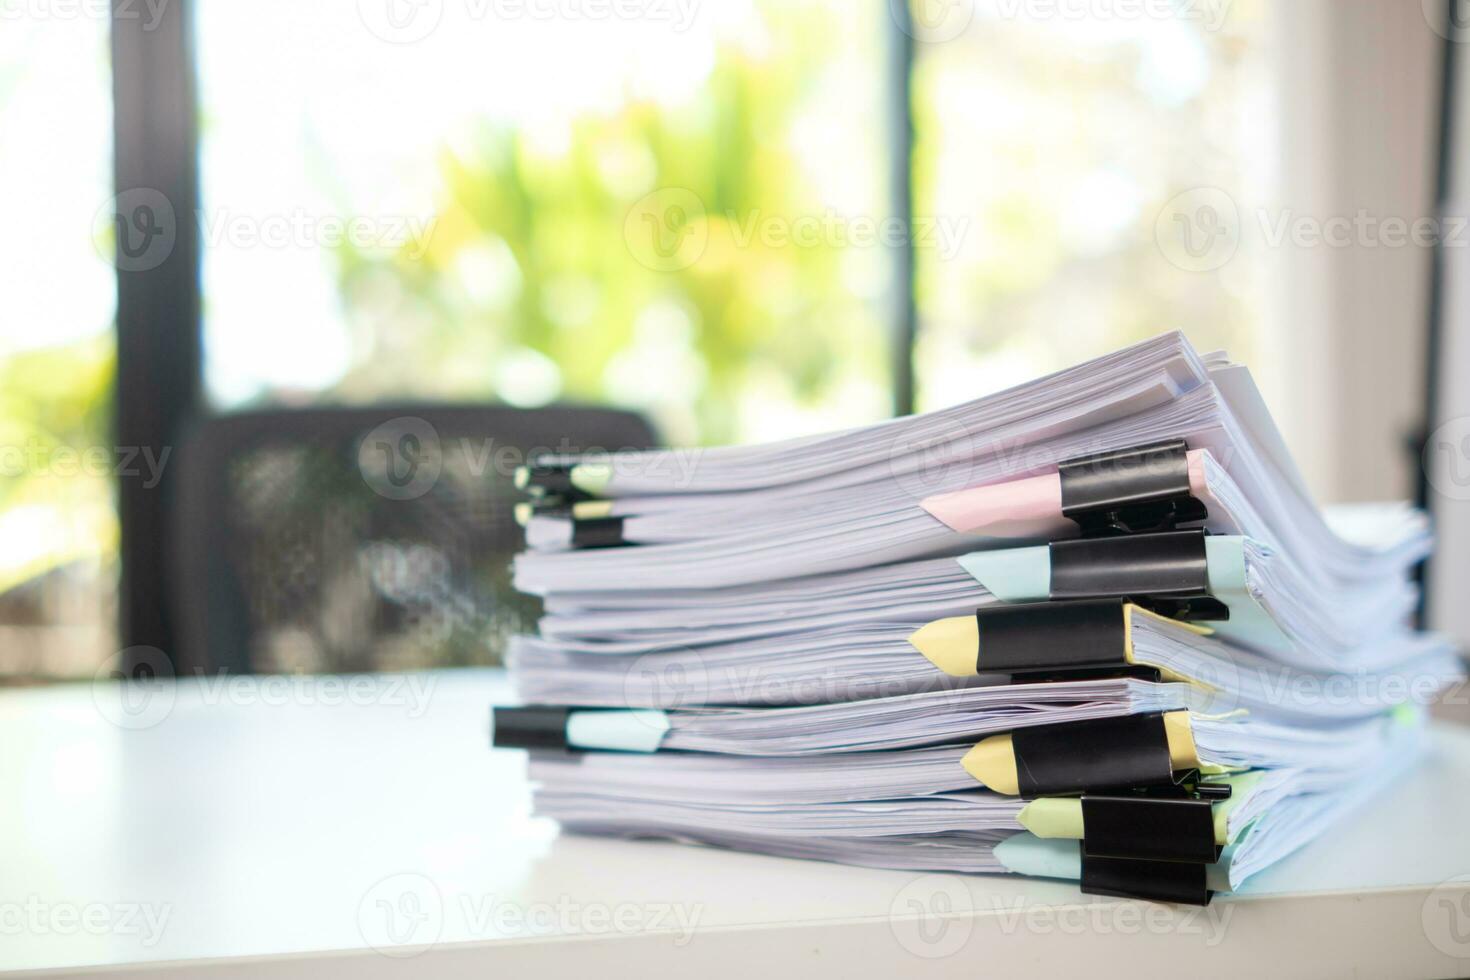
left=492, top=332, right=1463, bottom=904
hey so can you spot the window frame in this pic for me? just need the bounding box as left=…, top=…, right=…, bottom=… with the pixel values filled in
left=112, top=0, right=202, bottom=664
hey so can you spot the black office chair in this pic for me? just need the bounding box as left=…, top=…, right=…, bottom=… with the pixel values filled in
left=169, top=405, right=657, bottom=674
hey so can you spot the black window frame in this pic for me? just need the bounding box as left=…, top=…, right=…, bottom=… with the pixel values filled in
left=112, top=0, right=201, bottom=661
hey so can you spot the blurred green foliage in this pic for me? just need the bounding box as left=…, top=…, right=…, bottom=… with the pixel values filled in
left=0, top=336, right=116, bottom=593
left=328, top=8, right=889, bottom=446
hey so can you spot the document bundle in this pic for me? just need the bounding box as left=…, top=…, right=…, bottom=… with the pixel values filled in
left=491, top=332, right=1462, bottom=905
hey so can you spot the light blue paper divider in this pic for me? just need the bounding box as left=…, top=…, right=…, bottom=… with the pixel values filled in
left=566, top=710, right=669, bottom=752
left=1201, top=536, right=1289, bottom=654
left=992, top=833, right=1080, bottom=881
left=955, top=536, right=1292, bottom=657
left=955, top=546, right=1051, bottom=602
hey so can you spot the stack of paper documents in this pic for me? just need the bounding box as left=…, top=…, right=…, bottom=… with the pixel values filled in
left=491, top=332, right=1463, bottom=905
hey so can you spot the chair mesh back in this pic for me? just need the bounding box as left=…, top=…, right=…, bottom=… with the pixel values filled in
left=173, top=407, right=656, bottom=673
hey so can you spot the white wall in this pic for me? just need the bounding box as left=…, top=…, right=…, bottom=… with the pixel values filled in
left=1267, top=0, right=1439, bottom=506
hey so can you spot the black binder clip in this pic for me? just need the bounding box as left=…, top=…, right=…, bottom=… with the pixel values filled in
left=1077, top=782, right=1230, bottom=906
left=518, top=460, right=597, bottom=501
left=491, top=705, right=578, bottom=751
left=1047, top=528, right=1229, bottom=622
left=522, top=498, right=573, bottom=520
left=1008, top=712, right=1194, bottom=796
left=1080, top=784, right=1227, bottom=864
left=1080, top=853, right=1213, bottom=906
left=1057, top=438, right=1208, bottom=538
left=973, top=599, right=1167, bottom=683
left=571, top=516, right=626, bottom=549
left=514, top=499, right=629, bottom=549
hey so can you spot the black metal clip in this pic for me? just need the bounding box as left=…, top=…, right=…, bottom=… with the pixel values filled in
left=1009, top=712, right=1190, bottom=796
left=571, top=516, right=626, bottom=549
left=1047, top=528, right=1228, bottom=622
left=974, top=599, right=1163, bottom=683
left=1080, top=853, right=1213, bottom=906
left=1075, top=782, right=1230, bottom=906
left=1058, top=438, right=1208, bottom=538
left=1080, top=784, right=1227, bottom=864
left=519, top=460, right=596, bottom=501
left=491, top=705, right=576, bottom=751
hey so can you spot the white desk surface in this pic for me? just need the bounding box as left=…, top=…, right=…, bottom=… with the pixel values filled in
left=4, top=668, right=1470, bottom=979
